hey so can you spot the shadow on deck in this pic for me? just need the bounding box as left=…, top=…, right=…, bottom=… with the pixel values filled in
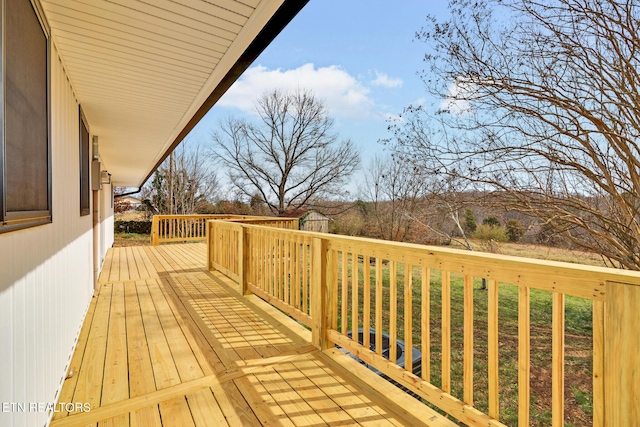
left=51, top=243, right=449, bottom=427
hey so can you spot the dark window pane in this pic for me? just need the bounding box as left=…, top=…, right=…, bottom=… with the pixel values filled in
left=5, top=0, right=48, bottom=213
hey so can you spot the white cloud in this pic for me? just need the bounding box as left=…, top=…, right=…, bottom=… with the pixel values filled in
left=370, top=70, right=403, bottom=88
left=440, top=76, right=479, bottom=116
left=218, top=63, right=375, bottom=120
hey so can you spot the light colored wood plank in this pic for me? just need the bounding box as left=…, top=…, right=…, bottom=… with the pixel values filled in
left=364, top=256, right=371, bottom=349
left=352, top=254, right=359, bottom=343
left=110, top=249, right=121, bottom=282
left=272, top=361, right=357, bottom=426
left=441, top=271, right=451, bottom=394
left=130, top=406, right=162, bottom=427
left=421, top=266, right=431, bottom=383
left=311, top=237, right=329, bottom=349
left=518, top=286, right=530, bottom=427
left=605, top=281, right=640, bottom=426
left=295, top=356, right=405, bottom=427
left=236, top=375, right=296, bottom=427
left=404, top=263, right=412, bottom=372
left=463, top=274, right=474, bottom=405
left=375, top=258, right=383, bottom=356
left=52, top=290, right=99, bottom=421
left=71, top=285, right=112, bottom=410
left=125, top=282, right=162, bottom=427
left=187, top=389, right=228, bottom=427
left=135, top=281, right=181, bottom=389
left=303, top=240, right=309, bottom=315
left=253, top=369, right=329, bottom=426
left=389, top=261, right=397, bottom=364
left=592, top=300, right=604, bottom=427
left=101, top=283, right=129, bottom=406
left=159, top=397, right=196, bottom=427
left=488, top=279, right=499, bottom=420
left=552, top=292, right=565, bottom=427
left=341, top=251, right=348, bottom=335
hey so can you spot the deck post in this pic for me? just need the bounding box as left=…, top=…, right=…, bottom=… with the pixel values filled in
left=238, top=225, right=251, bottom=295
left=207, top=221, right=215, bottom=272
left=604, top=280, right=640, bottom=426
left=151, top=215, right=158, bottom=246
left=311, top=237, right=331, bottom=350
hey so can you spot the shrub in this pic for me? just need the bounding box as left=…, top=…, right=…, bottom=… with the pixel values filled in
left=473, top=224, right=508, bottom=242
left=482, top=216, right=501, bottom=228
left=464, top=208, right=477, bottom=234
left=114, top=220, right=152, bottom=234
left=505, top=219, right=525, bottom=242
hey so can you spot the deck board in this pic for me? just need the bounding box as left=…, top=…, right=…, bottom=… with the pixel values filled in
left=54, top=243, right=455, bottom=427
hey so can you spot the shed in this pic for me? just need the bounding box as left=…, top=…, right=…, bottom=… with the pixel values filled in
left=279, top=209, right=330, bottom=233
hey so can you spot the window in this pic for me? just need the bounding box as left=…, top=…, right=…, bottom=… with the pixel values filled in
left=0, top=0, right=50, bottom=232
left=79, top=107, right=90, bottom=216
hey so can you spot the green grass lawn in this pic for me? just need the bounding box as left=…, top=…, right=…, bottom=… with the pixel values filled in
left=336, top=258, right=593, bottom=427
left=113, top=232, right=150, bottom=247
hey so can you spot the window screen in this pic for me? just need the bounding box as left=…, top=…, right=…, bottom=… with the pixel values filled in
left=1, top=0, right=50, bottom=231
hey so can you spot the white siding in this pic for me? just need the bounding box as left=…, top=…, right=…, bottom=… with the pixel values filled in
left=99, top=182, right=114, bottom=267
left=0, top=43, right=96, bottom=427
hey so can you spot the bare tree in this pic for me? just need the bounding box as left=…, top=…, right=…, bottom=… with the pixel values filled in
left=211, top=89, right=360, bottom=215
left=364, top=155, right=425, bottom=241
left=387, top=0, right=640, bottom=269
left=141, top=140, right=219, bottom=216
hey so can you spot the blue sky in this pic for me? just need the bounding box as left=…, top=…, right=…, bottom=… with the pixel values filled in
left=188, top=0, right=452, bottom=194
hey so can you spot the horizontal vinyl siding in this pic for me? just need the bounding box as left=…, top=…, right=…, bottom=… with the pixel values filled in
left=0, top=43, right=94, bottom=427
left=99, top=182, right=114, bottom=268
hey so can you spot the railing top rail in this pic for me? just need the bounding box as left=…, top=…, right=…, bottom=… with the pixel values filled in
left=209, top=220, right=640, bottom=299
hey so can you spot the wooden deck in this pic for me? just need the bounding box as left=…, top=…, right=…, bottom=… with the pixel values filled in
left=51, top=243, right=452, bottom=427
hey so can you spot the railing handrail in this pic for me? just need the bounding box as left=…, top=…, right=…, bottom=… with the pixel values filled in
left=228, top=222, right=640, bottom=299
left=151, top=214, right=297, bottom=245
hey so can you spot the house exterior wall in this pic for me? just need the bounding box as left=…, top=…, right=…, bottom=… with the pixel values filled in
left=100, top=183, right=114, bottom=267
left=0, top=43, right=107, bottom=427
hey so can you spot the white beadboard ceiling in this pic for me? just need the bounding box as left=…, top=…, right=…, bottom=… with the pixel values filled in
left=40, top=0, right=305, bottom=186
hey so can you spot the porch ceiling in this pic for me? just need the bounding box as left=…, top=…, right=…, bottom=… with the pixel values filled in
left=40, top=0, right=306, bottom=187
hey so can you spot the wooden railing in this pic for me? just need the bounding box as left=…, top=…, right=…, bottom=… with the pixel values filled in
left=151, top=214, right=296, bottom=245
left=206, top=217, right=299, bottom=279
left=207, top=221, right=640, bottom=427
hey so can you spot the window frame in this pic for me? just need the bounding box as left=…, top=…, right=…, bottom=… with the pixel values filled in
left=79, top=106, right=90, bottom=216
left=0, top=0, right=52, bottom=233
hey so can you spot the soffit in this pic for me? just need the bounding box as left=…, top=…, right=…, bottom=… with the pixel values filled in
left=40, top=0, right=301, bottom=186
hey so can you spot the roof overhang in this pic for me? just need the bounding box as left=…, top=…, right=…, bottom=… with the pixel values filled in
left=40, top=0, right=308, bottom=187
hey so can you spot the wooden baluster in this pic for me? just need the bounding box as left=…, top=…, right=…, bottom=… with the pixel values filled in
left=389, top=261, right=397, bottom=364
left=518, top=285, right=530, bottom=427
left=303, top=240, right=309, bottom=315
left=375, top=258, right=382, bottom=356
left=421, top=266, right=431, bottom=383
left=442, top=270, right=451, bottom=394
left=341, top=251, right=348, bottom=335
left=404, top=263, right=413, bottom=373
left=463, top=274, right=474, bottom=405
left=488, top=279, right=499, bottom=419
left=552, top=292, right=565, bottom=427
left=363, top=256, right=371, bottom=349
left=592, top=300, right=604, bottom=427
left=352, top=254, right=359, bottom=344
